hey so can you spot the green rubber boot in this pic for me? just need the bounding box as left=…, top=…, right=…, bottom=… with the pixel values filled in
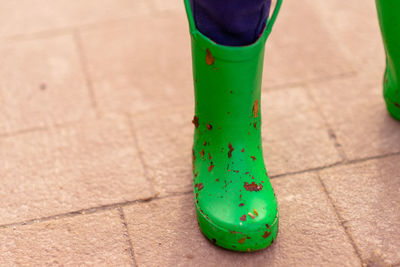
left=376, top=0, right=400, bottom=121
left=184, top=0, right=282, bottom=252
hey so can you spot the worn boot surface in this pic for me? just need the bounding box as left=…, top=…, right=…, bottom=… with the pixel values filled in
left=184, top=0, right=282, bottom=252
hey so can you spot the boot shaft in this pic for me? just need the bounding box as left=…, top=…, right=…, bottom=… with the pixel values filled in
left=191, top=42, right=266, bottom=143
left=376, top=0, right=400, bottom=82
left=185, top=0, right=281, bottom=143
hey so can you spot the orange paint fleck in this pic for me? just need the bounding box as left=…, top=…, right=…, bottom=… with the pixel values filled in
left=253, top=99, right=259, bottom=118
left=238, top=236, right=246, bottom=244
left=205, top=49, right=215, bottom=65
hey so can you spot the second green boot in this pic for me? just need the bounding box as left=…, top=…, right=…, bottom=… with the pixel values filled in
left=184, top=0, right=282, bottom=252
left=376, top=0, right=400, bottom=121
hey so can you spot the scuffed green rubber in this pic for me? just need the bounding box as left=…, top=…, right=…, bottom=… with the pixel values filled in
left=184, top=0, right=282, bottom=252
left=376, top=0, right=400, bottom=121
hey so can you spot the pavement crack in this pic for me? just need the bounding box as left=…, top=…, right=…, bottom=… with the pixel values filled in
left=118, top=207, right=137, bottom=267
left=316, top=172, right=364, bottom=265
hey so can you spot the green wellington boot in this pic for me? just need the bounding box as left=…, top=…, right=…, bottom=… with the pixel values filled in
left=376, top=0, right=400, bottom=121
left=184, top=0, right=282, bottom=252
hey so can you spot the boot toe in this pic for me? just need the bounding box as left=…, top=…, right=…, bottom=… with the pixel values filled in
left=195, top=186, right=279, bottom=252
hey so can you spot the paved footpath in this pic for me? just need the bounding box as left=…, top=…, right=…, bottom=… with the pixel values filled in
left=0, top=0, right=399, bottom=266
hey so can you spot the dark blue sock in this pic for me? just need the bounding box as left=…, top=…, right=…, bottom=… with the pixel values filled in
left=190, top=0, right=271, bottom=46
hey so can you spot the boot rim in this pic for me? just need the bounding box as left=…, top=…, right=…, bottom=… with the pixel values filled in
left=183, top=0, right=282, bottom=62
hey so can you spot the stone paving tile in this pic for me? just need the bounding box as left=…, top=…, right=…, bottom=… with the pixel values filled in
left=261, top=87, right=342, bottom=176
left=0, top=34, right=95, bottom=135
left=79, top=12, right=193, bottom=115
left=124, top=173, right=360, bottom=267
left=0, top=115, right=152, bottom=225
left=262, top=0, right=354, bottom=89
left=131, top=106, right=193, bottom=196
left=306, top=0, right=385, bottom=76
left=308, top=75, right=400, bottom=160
left=319, top=155, right=400, bottom=266
left=0, top=0, right=150, bottom=38
left=0, top=210, right=132, bottom=266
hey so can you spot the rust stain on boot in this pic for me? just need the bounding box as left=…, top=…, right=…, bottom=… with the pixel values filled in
left=228, top=142, right=234, bottom=158
left=192, top=116, right=199, bottom=128
left=239, top=215, right=247, bottom=221
left=239, top=203, right=244, bottom=207
left=205, top=49, right=215, bottom=65
left=208, top=153, right=212, bottom=160
left=252, top=99, right=259, bottom=118
left=250, top=156, right=256, bottom=161
left=395, top=102, right=400, bottom=108
left=244, top=182, right=263, bottom=192
left=238, top=236, right=246, bottom=244
left=195, top=183, right=204, bottom=191
left=200, top=149, right=205, bottom=158
left=206, top=123, right=213, bottom=130
left=262, top=231, right=271, bottom=239
left=253, top=122, right=257, bottom=129
left=208, top=162, right=214, bottom=172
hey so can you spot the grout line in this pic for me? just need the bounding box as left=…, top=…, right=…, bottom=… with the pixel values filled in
left=0, top=113, right=98, bottom=140
left=0, top=27, right=74, bottom=43
left=316, top=172, right=364, bottom=265
left=303, top=84, right=348, bottom=161
left=0, top=16, right=138, bottom=44
left=0, top=116, right=97, bottom=139
left=125, top=114, right=158, bottom=198
left=0, top=103, right=195, bottom=140
left=0, top=125, right=49, bottom=138
left=0, top=191, right=192, bottom=230
left=118, top=207, right=137, bottom=267
left=73, top=29, right=99, bottom=118
left=270, top=161, right=343, bottom=179
left=270, top=150, right=400, bottom=179
left=0, top=9, right=183, bottom=45
left=128, top=103, right=194, bottom=120
left=262, top=71, right=357, bottom=91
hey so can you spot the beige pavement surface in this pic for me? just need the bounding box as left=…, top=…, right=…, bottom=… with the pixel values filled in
left=0, top=0, right=399, bottom=266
